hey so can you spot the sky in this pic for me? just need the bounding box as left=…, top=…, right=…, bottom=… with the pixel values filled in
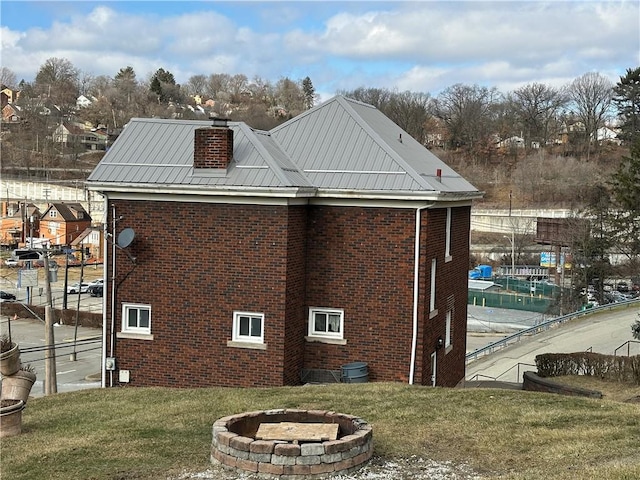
left=1, top=0, right=639, bottom=101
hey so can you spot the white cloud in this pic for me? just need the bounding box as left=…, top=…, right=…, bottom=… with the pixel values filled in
left=1, top=1, right=637, bottom=97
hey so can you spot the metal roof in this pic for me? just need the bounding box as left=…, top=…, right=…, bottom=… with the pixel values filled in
left=87, top=95, right=481, bottom=201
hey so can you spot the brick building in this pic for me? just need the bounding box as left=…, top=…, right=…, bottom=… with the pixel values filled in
left=87, top=96, right=482, bottom=389
left=39, top=203, right=92, bottom=247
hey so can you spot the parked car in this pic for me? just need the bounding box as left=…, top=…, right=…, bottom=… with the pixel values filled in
left=89, top=285, right=103, bottom=297
left=616, top=282, right=629, bottom=293
left=0, top=290, right=16, bottom=302
left=87, top=279, right=104, bottom=296
left=4, top=259, right=20, bottom=267
left=67, top=282, right=90, bottom=294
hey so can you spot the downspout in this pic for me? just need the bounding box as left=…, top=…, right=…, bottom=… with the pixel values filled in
left=101, top=194, right=109, bottom=388
left=109, top=202, right=117, bottom=387
left=409, top=204, right=433, bottom=385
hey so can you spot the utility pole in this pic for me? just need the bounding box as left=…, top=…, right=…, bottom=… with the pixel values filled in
left=45, top=306, right=57, bottom=394
left=44, top=254, right=57, bottom=395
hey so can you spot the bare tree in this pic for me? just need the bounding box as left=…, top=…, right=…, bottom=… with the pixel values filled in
left=34, top=57, right=79, bottom=111
left=508, top=83, right=568, bottom=149
left=185, top=74, right=207, bottom=97
left=0, top=67, right=17, bottom=88
left=386, top=91, right=433, bottom=145
left=207, top=73, right=231, bottom=99
left=275, top=77, right=305, bottom=115
left=567, top=72, right=614, bottom=160
left=434, top=83, right=502, bottom=159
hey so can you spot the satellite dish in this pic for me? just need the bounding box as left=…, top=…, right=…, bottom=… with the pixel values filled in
left=117, top=228, right=135, bottom=248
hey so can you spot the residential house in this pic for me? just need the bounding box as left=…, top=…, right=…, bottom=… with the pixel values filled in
left=39, top=203, right=92, bottom=247
left=0, top=202, right=40, bottom=249
left=1, top=85, right=19, bottom=106
left=70, top=226, right=104, bottom=262
left=1, top=103, right=23, bottom=123
left=87, top=95, right=482, bottom=389
left=76, top=94, right=96, bottom=109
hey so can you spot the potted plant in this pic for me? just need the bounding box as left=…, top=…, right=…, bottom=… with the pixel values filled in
left=1, top=363, right=37, bottom=403
left=0, top=334, right=21, bottom=377
left=0, top=399, right=25, bottom=438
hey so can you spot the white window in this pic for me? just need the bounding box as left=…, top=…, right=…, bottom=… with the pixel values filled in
left=445, top=207, right=452, bottom=260
left=232, top=311, right=264, bottom=344
left=308, top=308, right=344, bottom=339
left=122, top=303, right=151, bottom=335
left=445, top=310, right=452, bottom=348
left=430, top=258, right=437, bottom=313
left=49, top=210, right=57, bottom=218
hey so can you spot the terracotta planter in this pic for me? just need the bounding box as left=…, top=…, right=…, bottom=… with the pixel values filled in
left=0, top=399, right=25, bottom=438
left=1, top=369, right=37, bottom=403
left=0, top=344, right=20, bottom=376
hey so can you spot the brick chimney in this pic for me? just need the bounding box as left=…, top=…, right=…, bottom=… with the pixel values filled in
left=194, top=118, right=233, bottom=170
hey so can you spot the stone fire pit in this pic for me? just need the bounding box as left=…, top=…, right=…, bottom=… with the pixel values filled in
left=211, top=409, right=373, bottom=478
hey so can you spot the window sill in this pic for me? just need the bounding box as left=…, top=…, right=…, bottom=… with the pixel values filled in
left=429, top=309, right=438, bottom=320
left=227, top=340, right=267, bottom=350
left=445, top=345, right=453, bottom=355
left=305, top=336, right=347, bottom=345
left=445, top=255, right=453, bottom=263
left=116, top=332, right=153, bottom=341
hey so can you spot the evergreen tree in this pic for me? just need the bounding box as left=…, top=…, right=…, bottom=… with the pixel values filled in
left=612, top=67, right=640, bottom=145
left=607, top=139, right=640, bottom=259
left=302, top=76, right=316, bottom=110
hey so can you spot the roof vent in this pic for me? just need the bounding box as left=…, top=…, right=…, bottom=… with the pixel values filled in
left=211, top=117, right=230, bottom=127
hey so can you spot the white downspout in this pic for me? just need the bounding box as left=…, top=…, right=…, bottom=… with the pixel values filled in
left=409, top=204, right=432, bottom=385
left=109, top=202, right=117, bottom=387
left=100, top=193, right=109, bottom=388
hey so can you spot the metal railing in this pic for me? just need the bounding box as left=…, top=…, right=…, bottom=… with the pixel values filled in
left=467, top=362, right=536, bottom=384
left=466, top=298, right=640, bottom=365
left=614, top=340, right=640, bottom=357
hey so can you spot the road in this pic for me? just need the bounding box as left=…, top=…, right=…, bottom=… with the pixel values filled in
left=1, top=264, right=104, bottom=396
left=465, top=302, right=640, bottom=383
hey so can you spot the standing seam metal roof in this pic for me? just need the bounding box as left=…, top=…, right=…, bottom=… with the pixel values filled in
left=87, top=96, right=480, bottom=199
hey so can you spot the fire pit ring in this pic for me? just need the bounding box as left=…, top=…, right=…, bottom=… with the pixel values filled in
left=211, top=409, right=373, bottom=478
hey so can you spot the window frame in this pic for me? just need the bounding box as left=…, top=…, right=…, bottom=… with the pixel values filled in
left=308, top=307, right=344, bottom=340
left=121, top=303, right=151, bottom=335
left=445, top=310, right=452, bottom=349
left=232, top=311, right=265, bottom=344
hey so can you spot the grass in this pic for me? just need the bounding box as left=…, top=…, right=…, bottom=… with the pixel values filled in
left=2, top=382, right=639, bottom=480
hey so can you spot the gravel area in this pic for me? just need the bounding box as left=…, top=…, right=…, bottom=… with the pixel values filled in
left=167, top=456, right=484, bottom=479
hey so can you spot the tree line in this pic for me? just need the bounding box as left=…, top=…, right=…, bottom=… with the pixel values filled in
left=2, top=59, right=639, bottom=160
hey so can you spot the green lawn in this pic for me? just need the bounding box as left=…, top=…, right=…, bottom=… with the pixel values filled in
left=2, top=383, right=639, bottom=479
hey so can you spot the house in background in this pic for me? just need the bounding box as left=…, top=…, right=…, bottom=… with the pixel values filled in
left=70, top=226, right=104, bottom=262
left=87, top=95, right=482, bottom=389
left=39, top=203, right=92, bottom=247
left=0, top=202, right=41, bottom=249
left=1, top=103, right=23, bottom=124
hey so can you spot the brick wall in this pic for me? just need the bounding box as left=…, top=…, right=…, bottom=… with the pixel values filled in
left=303, top=206, right=416, bottom=383
left=106, top=200, right=471, bottom=388
left=420, top=206, right=471, bottom=387
left=109, top=200, right=291, bottom=388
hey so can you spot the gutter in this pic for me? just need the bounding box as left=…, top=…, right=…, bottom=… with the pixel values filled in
left=409, top=203, right=434, bottom=385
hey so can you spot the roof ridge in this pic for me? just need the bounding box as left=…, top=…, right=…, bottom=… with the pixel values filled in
left=238, top=125, right=305, bottom=187
left=335, top=96, right=433, bottom=189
